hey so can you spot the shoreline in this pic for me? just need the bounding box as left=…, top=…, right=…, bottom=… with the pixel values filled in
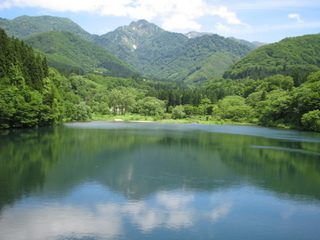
left=90, top=117, right=259, bottom=126
left=63, top=119, right=306, bottom=134
left=65, top=120, right=309, bottom=134
left=114, top=119, right=155, bottom=123
left=85, top=114, right=305, bottom=131
left=87, top=117, right=303, bottom=131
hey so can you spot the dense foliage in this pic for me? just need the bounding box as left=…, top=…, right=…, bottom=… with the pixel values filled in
left=223, top=34, right=320, bottom=86
left=0, top=29, right=62, bottom=128
left=25, top=31, right=138, bottom=78
left=202, top=72, right=320, bottom=131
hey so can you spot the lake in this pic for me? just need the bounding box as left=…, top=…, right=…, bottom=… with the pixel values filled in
left=1, top=121, right=320, bottom=240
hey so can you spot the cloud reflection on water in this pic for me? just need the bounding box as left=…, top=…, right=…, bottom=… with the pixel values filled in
left=0, top=191, right=232, bottom=240
left=0, top=203, right=123, bottom=240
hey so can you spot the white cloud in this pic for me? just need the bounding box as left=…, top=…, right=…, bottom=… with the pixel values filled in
left=288, top=13, right=304, bottom=23
left=0, top=0, right=245, bottom=31
left=162, top=15, right=202, bottom=31
left=211, top=6, right=242, bottom=25
left=215, top=22, right=233, bottom=32
left=213, top=22, right=252, bottom=38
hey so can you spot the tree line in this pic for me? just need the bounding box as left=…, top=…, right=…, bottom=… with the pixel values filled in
left=0, top=29, right=320, bottom=131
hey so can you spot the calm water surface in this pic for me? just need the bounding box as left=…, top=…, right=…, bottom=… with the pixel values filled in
left=1, top=121, right=320, bottom=240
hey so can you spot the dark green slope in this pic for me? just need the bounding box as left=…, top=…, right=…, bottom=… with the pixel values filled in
left=97, top=20, right=255, bottom=85
left=164, top=34, right=253, bottom=86
left=0, top=15, right=96, bottom=42
left=133, top=31, right=189, bottom=75
left=25, top=31, right=138, bottom=78
left=0, top=28, right=62, bottom=128
left=135, top=32, right=254, bottom=85
left=223, top=34, right=320, bottom=84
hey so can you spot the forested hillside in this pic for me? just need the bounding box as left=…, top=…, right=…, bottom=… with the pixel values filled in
left=0, top=29, right=61, bottom=128
left=0, top=15, right=95, bottom=42
left=0, top=28, right=155, bottom=128
left=25, top=31, right=138, bottom=77
left=223, top=34, right=320, bottom=86
left=97, top=20, right=256, bottom=86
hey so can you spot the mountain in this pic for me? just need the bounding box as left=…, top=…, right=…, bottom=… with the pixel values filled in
left=1, top=16, right=259, bottom=85
left=223, top=34, right=320, bottom=85
left=94, top=19, right=166, bottom=74
left=25, top=31, right=138, bottom=78
left=96, top=20, right=165, bottom=52
left=96, top=20, right=256, bottom=86
left=0, top=15, right=96, bottom=42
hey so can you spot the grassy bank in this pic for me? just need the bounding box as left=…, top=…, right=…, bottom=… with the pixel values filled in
left=91, top=113, right=257, bottom=126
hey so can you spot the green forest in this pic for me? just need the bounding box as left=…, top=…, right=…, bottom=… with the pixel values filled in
left=25, top=31, right=138, bottom=78
left=97, top=20, right=256, bottom=85
left=0, top=28, right=320, bottom=131
left=223, top=35, right=320, bottom=83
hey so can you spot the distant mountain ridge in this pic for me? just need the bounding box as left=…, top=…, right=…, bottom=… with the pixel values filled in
left=0, top=15, right=262, bottom=85
left=96, top=19, right=257, bottom=85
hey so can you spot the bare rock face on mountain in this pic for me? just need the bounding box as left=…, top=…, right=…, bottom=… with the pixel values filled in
left=97, top=20, right=165, bottom=52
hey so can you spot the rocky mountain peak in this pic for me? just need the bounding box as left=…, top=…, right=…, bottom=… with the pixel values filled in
left=128, top=19, right=164, bottom=36
left=104, top=19, right=165, bottom=51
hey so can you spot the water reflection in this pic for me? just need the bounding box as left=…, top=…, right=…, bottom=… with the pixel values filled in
left=2, top=182, right=320, bottom=240
left=1, top=122, right=320, bottom=239
left=0, top=183, right=237, bottom=240
left=0, top=200, right=123, bottom=239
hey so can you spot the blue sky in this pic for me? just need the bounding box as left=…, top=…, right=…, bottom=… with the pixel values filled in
left=0, top=0, right=319, bottom=43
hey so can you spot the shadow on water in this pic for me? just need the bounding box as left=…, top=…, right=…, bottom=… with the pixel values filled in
left=0, top=127, right=62, bottom=212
